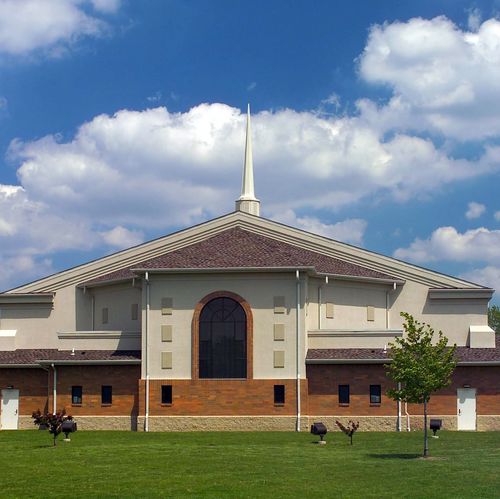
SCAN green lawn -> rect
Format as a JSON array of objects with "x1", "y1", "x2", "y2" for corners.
[{"x1": 0, "y1": 430, "x2": 499, "y2": 498}]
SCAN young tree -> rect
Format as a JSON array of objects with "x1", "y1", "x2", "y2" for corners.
[
  {"x1": 386, "y1": 312, "x2": 457, "y2": 457},
  {"x1": 488, "y1": 305, "x2": 500, "y2": 334},
  {"x1": 32, "y1": 409, "x2": 73, "y2": 446}
]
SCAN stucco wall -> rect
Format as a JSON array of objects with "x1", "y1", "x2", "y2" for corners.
[{"x1": 142, "y1": 272, "x2": 307, "y2": 380}]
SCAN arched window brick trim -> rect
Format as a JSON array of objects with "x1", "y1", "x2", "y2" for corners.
[{"x1": 191, "y1": 291, "x2": 253, "y2": 380}]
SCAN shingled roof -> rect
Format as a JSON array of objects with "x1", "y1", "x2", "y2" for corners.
[
  {"x1": 306, "y1": 335, "x2": 500, "y2": 363},
  {"x1": 0, "y1": 349, "x2": 141, "y2": 366},
  {"x1": 84, "y1": 227, "x2": 398, "y2": 285}
]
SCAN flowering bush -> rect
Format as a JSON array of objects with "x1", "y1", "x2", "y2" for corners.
[
  {"x1": 335, "y1": 420, "x2": 360, "y2": 445},
  {"x1": 32, "y1": 409, "x2": 73, "y2": 446}
]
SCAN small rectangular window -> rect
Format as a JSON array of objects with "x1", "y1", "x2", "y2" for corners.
[
  {"x1": 338, "y1": 384, "x2": 350, "y2": 405},
  {"x1": 72, "y1": 385, "x2": 82, "y2": 405},
  {"x1": 370, "y1": 384, "x2": 381, "y2": 404},
  {"x1": 101, "y1": 385, "x2": 112, "y2": 405},
  {"x1": 161, "y1": 385, "x2": 172, "y2": 405},
  {"x1": 274, "y1": 385, "x2": 285, "y2": 405}
]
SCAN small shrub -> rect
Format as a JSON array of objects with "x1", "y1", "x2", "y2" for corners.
[
  {"x1": 32, "y1": 409, "x2": 73, "y2": 446},
  {"x1": 335, "y1": 420, "x2": 360, "y2": 445}
]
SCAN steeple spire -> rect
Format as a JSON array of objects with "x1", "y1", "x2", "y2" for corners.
[{"x1": 235, "y1": 104, "x2": 260, "y2": 216}]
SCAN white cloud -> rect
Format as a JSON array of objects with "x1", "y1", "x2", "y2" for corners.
[
  {"x1": 99, "y1": 226, "x2": 144, "y2": 249},
  {"x1": 394, "y1": 226, "x2": 500, "y2": 264},
  {"x1": 91, "y1": 0, "x2": 120, "y2": 13},
  {"x1": 0, "y1": 255, "x2": 53, "y2": 292},
  {"x1": 467, "y1": 8, "x2": 482, "y2": 32},
  {"x1": 0, "y1": 0, "x2": 120, "y2": 58},
  {"x1": 494, "y1": 211, "x2": 500, "y2": 221},
  {"x1": 466, "y1": 202, "x2": 486, "y2": 219},
  {"x1": 272, "y1": 209, "x2": 367, "y2": 245},
  {"x1": 1, "y1": 101, "x2": 498, "y2": 291},
  {"x1": 461, "y1": 266, "x2": 500, "y2": 292},
  {"x1": 359, "y1": 16, "x2": 500, "y2": 140}
]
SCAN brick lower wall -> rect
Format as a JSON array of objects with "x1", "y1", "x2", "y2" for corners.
[
  {"x1": 54, "y1": 365, "x2": 140, "y2": 416},
  {"x1": 138, "y1": 379, "x2": 308, "y2": 416},
  {"x1": 2, "y1": 363, "x2": 500, "y2": 431},
  {"x1": 306, "y1": 364, "x2": 500, "y2": 417},
  {"x1": 0, "y1": 368, "x2": 50, "y2": 416}
]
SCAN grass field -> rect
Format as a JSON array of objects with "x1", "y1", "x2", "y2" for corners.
[{"x1": 0, "y1": 430, "x2": 499, "y2": 498}]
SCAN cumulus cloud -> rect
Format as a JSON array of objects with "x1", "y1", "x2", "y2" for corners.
[
  {"x1": 394, "y1": 226, "x2": 500, "y2": 264},
  {"x1": 99, "y1": 226, "x2": 144, "y2": 249},
  {"x1": 465, "y1": 202, "x2": 486, "y2": 219},
  {"x1": 0, "y1": 0, "x2": 120, "y2": 58},
  {"x1": 461, "y1": 265, "x2": 500, "y2": 292},
  {"x1": 1, "y1": 101, "x2": 499, "y2": 291},
  {"x1": 359, "y1": 16, "x2": 500, "y2": 140},
  {"x1": 494, "y1": 211, "x2": 500, "y2": 221},
  {"x1": 0, "y1": 255, "x2": 53, "y2": 292},
  {"x1": 272, "y1": 209, "x2": 367, "y2": 245}
]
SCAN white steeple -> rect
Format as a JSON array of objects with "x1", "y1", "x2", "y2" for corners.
[{"x1": 235, "y1": 103, "x2": 260, "y2": 216}]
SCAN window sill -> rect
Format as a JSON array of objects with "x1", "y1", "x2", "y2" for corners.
[
  {"x1": 71, "y1": 403, "x2": 82, "y2": 407},
  {"x1": 370, "y1": 403, "x2": 381, "y2": 407},
  {"x1": 338, "y1": 403, "x2": 350, "y2": 407},
  {"x1": 101, "y1": 403, "x2": 112, "y2": 407},
  {"x1": 274, "y1": 403, "x2": 285, "y2": 407},
  {"x1": 160, "y1": 403, "x2": 173, "y2": 407}
]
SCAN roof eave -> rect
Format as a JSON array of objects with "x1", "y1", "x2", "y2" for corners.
[
  {"x1": 37, "y1": 359, "x2": 141, "y2": 366},
  {"x1": 0, "y1": 293, "x2": 54, "y2": 305}
]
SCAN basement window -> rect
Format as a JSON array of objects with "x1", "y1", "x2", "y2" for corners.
[
  {"x1": 338, "y1": 384, "x2": 350, "y2": 405},
  {"x1": 370, "y1": 384, "x2": 381, "y2": 405},
  {"x1": 72, "y1": 385, "x2": 82, "y2": 405},
  {"x1": 101, "y1": 385, "x2": 112, "y2": 405},
  {"x1": 161, "y1": 385, "x2": 173, "y2": 405},
  {"x1": 274, "y1": 385, "x2": 285, "y2": 405}
]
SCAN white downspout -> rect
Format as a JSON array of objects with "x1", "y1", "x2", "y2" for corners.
[
  {"x1": 145, "y1": 272, "x2": 150, "y2": 432},
  {"x1": 317, "y1": 276, "x2": 329, "y2": 330},
  {"x1": 405, "y1": 402, "x2": 411, "y2": 431},
  {"x1": 52, "y1": 363, "x2": 57, "y2": 413},
  {"x1": 91, "y1": 295, "x2": 95, "y2": 331},
  {"x1": 318, "y1": 285, "x2": 322, "y2": 330},
  {"x1": 296, "y1": 270, "x2": 301, "y2": 432},
  {"x1": 397, "y1": 382, "x2": 402, "y2": 432}
]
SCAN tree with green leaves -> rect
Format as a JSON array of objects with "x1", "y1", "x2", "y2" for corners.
[
  {"x1": 488, "y1": 305, "x2": 500, "y2": 334},
  {"x1": 386, "y1": 312, "x2": 457, "y2": 457}
]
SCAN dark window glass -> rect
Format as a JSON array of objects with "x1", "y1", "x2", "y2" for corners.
[
  {"x1": 274, "y1": 385, "x2": 285, "y2": 404},
  {"x1": 72, "y1": 386, "x2": 82, "y2": 405},
  {"x1": 338, "y1": 384, "x2": 350, "y2": 404},
  {"x1": 161, "y1": 385, "x2": 172, "y2": 404},
  {"x1": 199, "y1": 297, "x2": 247, "y2": 379},
  {"x1": 101, "y1": 385, "x2": 112, "y2": 405},
  {"x1": 370, "y1": 384, "x2": 382, "y2": 404}
]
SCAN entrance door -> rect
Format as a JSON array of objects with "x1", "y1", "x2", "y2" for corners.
[
  {"x1": 1, "y1": 389, "x2": 19, "y2": 430},
  {"x1": 457, "y1": 388, "x2": 476, "y2": 430}
]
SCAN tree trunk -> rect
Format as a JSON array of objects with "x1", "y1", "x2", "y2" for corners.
[{"x1": 423, "y1": 399, "x2": 428, "y2": 457}]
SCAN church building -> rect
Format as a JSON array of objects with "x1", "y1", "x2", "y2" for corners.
[{"x1": 1, "y1": 107, "x2": 499, "y2": 432}]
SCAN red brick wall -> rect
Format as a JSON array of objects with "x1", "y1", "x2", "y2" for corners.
[
  {"x1": 0, "y1": 368, "x2": 49, "y2": 416},
  {"x1": 307, "y1": 364, "x2": 500, "y2": 416},
  {"x1": 139, "y1": 379, "x2": 308, "y2": 416},
  {"x1": 54, "y1": 365, "x2": 140, "y2": 416}
]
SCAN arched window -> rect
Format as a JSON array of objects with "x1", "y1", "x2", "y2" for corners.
[{"x1": 198, "y1": 297, "x2": 247, "y2": 379}]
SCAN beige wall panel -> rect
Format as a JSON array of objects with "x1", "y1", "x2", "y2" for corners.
[
  {"x1": 93, "y1": 284, "x2": 142, "y2": 332},
  {"x1": 161, "y1": 325, "x2": 173, "y2": 342},
  {"x1": 389, "y1": 280, "x2": 487, "y2": 346},
  {"x1": 273, "y1": 323, "x2": 285, "y2": 341},
  {"x1": 320, "y1": 281, "x2": 387, "y2": 330}
]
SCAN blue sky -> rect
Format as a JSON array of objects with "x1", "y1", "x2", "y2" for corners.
[{"x1": 1, "y1": 0, "x2": 500, "y2": 303}]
